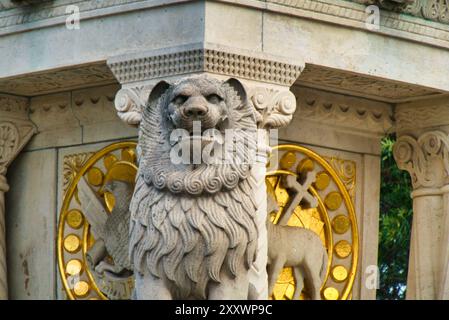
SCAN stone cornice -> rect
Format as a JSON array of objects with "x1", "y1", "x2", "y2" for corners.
[
  {"x1": 264, "y1": 0, "x2": 449, "y2": 47},
  {"x1": 0, "y1": 93, "x2": 29, "y2": 120},
  {"x1": 0, "y1": 0, "x2": 449, "y2": 49},
  {"x1": 0, "y1": 63, "x2": 116, "y2": 96},
  {"x1": 393, "y1": 130, "x2": 449, "y2": 189},
  {"x1": 395, "y1": 96, "x2": 449, "y2": 134},
  {"x1": 294, "y1": 87, "x2": 394, "y2": 136},
  {"x1": 107, "y1": 43, "x2": 304, "y2": 87}
]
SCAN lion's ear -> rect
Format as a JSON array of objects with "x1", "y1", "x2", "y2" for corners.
[
  {"x1": 148, "y1": 81, "x2": 171, "y2": 106},
  {"x1": 225, "y1": 78, "x2": 247, "y2": 104}
]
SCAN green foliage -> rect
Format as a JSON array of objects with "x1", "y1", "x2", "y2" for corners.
[{"x1": 377, "y1": 135, "x2": 413, "y2": 300}]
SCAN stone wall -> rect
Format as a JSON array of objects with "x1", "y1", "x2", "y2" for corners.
[{"x1": 5, "y1": 84, "x2": 137, "y2": 299}]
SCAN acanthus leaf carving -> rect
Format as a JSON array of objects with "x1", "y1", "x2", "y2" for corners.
[
  {"x1": 0, "y1": 122, "x2": 20, "y2": 168},
  {"x1": 393, "y1": 131, "x2": 449, "y2": 189}
]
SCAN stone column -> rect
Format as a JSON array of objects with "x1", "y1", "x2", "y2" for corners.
[
  {"x1": 393, "y1": 97, "x2": 449, "y2": 299},
  {"x1": 0, "y1": 94, "x2": 36, "y2": 299},
  {"x1": 107, "y1": 43, "x2": 303, "y2": 299}
]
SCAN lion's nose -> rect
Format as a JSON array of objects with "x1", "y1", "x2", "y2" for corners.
[{"x1": 182, "y1": 104, "x2": 209, "y2": 118}]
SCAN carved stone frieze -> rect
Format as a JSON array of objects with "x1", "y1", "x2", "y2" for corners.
[
  {"x1": 353, "y1": 0, "x2": 449, "y2": 23},
  {"x1": 298, "y1": 65, "x2": 443, "y2": 103},
  {"x1": 0, "y1": 63, "x2": 116, "y2": 96},
  {"x1": 352, "y1": 0, "x2": 415, "y2": 11},
  {"x1": 294, "y1": 87, "x2": 394, "y2": 136},
  {"x1": 395, "y1": 97, "x2": 449, "y2": 133}
]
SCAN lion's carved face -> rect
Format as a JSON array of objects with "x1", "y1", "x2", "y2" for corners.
[
  {"x1": 165, "y1": 79, "x2": 228, "y2": 133},
  {"x1": 137, "y1": 76, "x2": 258, "y2": 195}
]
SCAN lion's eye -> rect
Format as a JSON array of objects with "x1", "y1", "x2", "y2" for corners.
[
  {"x1": 172, "y1": 95, "x2": 188, "y2": 105},
  {"x1": 206, "y1": 94, "x2": 222, "y2": 104}
]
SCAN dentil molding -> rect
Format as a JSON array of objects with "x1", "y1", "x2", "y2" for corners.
[{"x1": 294, "y1": 87, "x2": 394, "y2": 136}]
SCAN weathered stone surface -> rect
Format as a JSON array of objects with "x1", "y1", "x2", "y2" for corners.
[
  {"x1": 26, "y1": 86, "x2": 138, "y2": 151},
  {"x1": 6, "y1": 149, "x2": 57, "y2": 299}
]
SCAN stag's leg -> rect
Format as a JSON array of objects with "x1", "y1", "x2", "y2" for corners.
[
  {"x1": 134, "y1": 271, "x2": 172, "y2": 300},
  {"x1": 292, "y1": 267, "x2": 304, "y2": 300},
  {"x1": 267, "y1": 258, "x2": 285, "y2": 297},
  {"x1": 208, "y1": 271, "x2": 249, "y2": 299}
]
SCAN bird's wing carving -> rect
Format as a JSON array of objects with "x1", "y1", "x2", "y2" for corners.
[{"x1": 77, "y1": 177, "x2": 108, "y2": 239}]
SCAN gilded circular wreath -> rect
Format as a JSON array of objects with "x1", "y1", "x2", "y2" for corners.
[
  {"x1": 58, "y1": 142, "x2": 358, "y2": 300},
  {"x1": 58, "y1": 142, "x2": 138, "y2": 300},
  {"x1": 266, "y1": 144, "x2": 358, "y2": 300}
]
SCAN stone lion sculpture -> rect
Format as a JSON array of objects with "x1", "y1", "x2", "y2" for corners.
[{"x1": 129, "y1": 76, "x2": 259, "y2": 299}]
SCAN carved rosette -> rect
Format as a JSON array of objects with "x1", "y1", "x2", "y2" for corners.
[{"x1": 393, "y1": 131, "x2": 449, "y2": 189}]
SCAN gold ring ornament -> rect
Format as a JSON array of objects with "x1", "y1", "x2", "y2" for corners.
[
  {"x1": 58, "y1": 142, "x2": 137, "y2": 300},
  {"x1": 266, "y1": 144, "x2": 358, "y2": 300}
]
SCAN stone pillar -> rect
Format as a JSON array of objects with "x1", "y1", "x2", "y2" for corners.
[
  {"x1": 107, "y1": 43, "x2": 303, "y2": 299},
  {"x1": 393, "y1": 97, "x2": 449, "y2": 299},
  {"x1": 0, "y1": 94, "x2": 36, "y2": 299}
]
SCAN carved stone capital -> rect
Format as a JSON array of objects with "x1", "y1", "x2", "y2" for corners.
[
  {"x1": 247, "y1": 86, "x2": 296, "y2": 129},
  {"x1": 393, "y1": 130, "x2": 449, "y2": 189},
  {"x1": 113, "y1": 86, "x2": 152, "y2": 127},
  {"x1": 0, "y1": 94, "x2": 36, "y2": 170},
  {"x1": 107, "y1": 44, "x2": 303, "y2": 129}
]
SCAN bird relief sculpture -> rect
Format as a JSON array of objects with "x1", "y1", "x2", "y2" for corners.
[{"x1": 77, "y1": 162, "x2": 136, "y2": 300}]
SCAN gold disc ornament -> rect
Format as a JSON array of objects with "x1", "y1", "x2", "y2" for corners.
[
  {"x1": 266, "y1": 144, "x2": 358, "y2": 300},
  {"x1": 58, "y1": 142, "x2": 137, "y2": 300}
]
